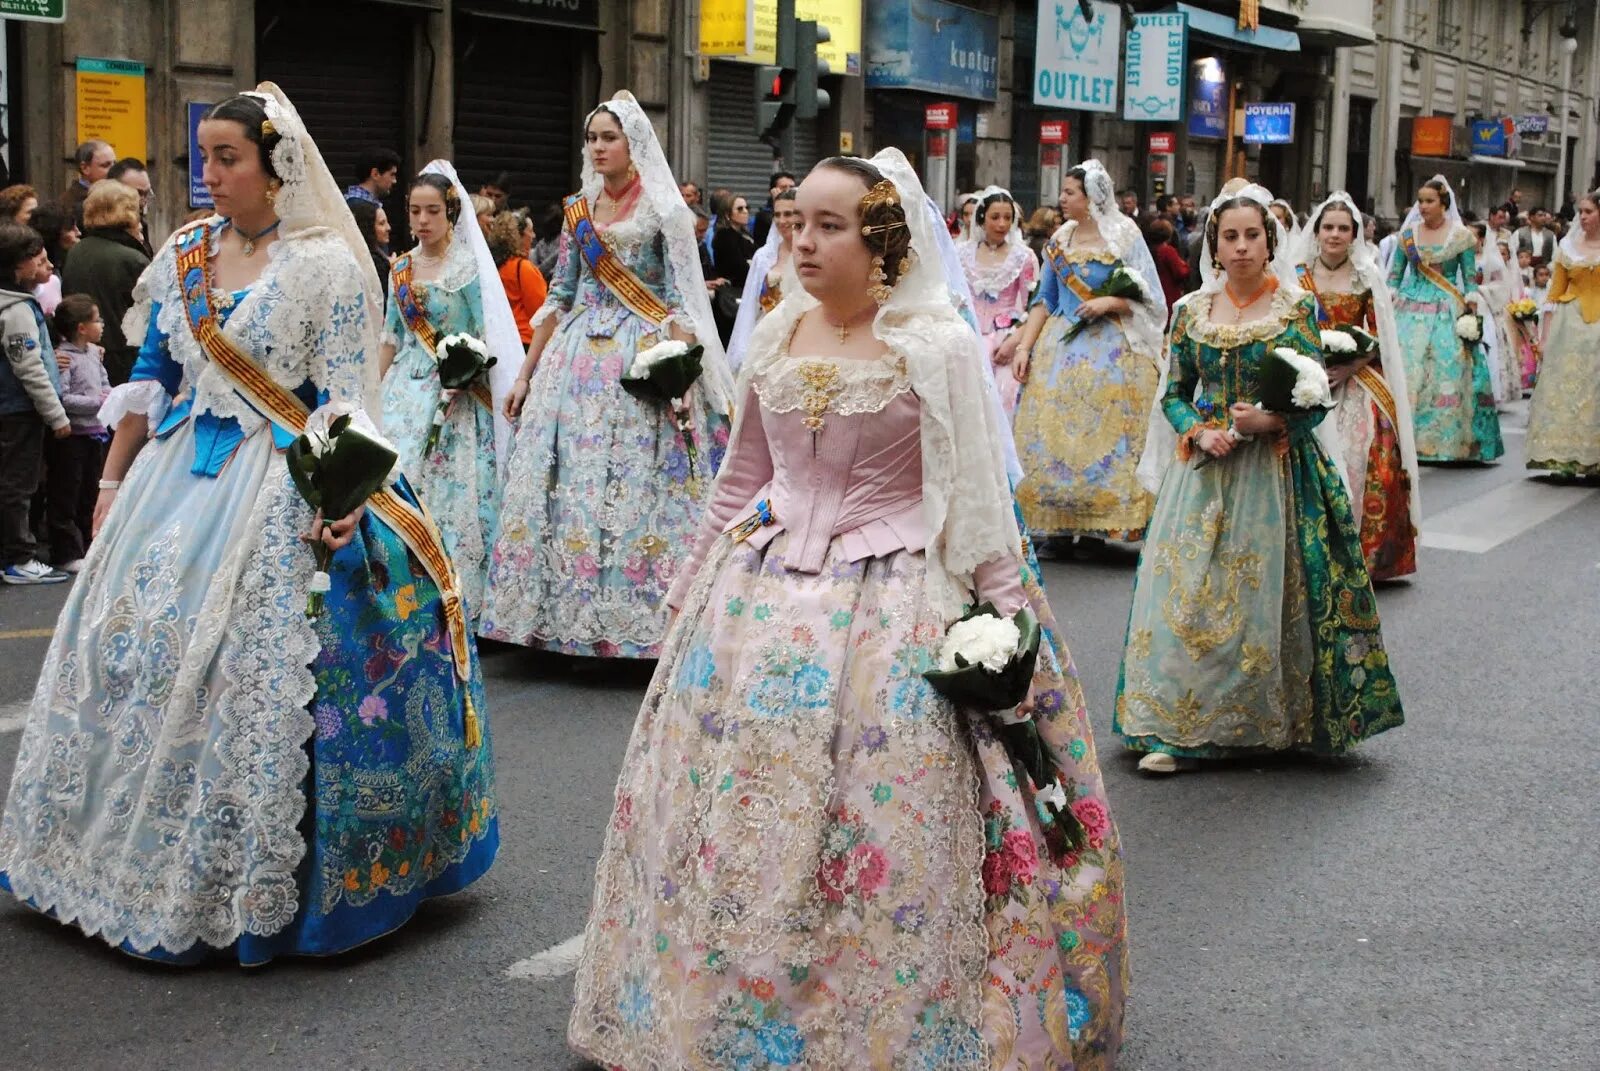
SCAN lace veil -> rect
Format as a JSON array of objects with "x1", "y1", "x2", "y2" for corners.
[
  {"x1": 582, "y1": 91, "x2": 736, "y2": 414},
  {"x1": 419, "y1": 159, "x2": 522, "y2": 467},
  {"x1": 1295, "y1": 192, "x2": 1421, "y2": 525},
  {"x1": 742, "y1": 148, "x2": 1020, "y2": 621},
  {"x1": 727, "y1": 210, "x2": 788, "y2": 374}
]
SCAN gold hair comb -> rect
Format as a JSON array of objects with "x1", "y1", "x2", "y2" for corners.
[{"x1": 261, "y1": 118, "x2": 277, "y2": 137}]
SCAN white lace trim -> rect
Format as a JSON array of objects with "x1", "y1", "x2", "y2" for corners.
[
  {"x1": 98, "y1": 380, "x2": 170, "y2": 431},
  {"x1": 752, "y1": 354, "x2": 911, "y2": 417},
  {"x1": 959, "y1": 242, "x2": 1034, "y2": 298}
]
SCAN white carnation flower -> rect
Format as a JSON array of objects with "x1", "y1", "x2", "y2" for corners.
[
  {"x1": 436, "y1": 332, "x2": 489, "y2": 358},
  {"x1": 938, "y1": 613, "x2": 1022, "y2": 674},
  {"x1": 1320, "y1": 329, "x2": 1357, "y2": 354},
  {"x1": 632, "y1": 339, "x2": 690, "y2": 377},
  {"x1": 1037, "y1": 782, "x2": 1069, "y2": 809},
  {"x1": 308, "y1": 571, "x2": 332, "y2": 594},
  {"x1": 1274, "y1": 348, "x2": 1334, "y2": 409},
  {"x1": 1455, "y1": 315, "x2": 1481, "y2": 341}
]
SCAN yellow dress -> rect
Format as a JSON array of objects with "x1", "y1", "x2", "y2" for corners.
[{"x1": 1525, "y1": 250, "x2": 1600, "y2": 476}]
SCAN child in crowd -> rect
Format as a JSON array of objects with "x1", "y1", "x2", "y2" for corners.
[
  {"x1": 44, "y1": 293, "x2": 109, "y2": 572},
  {"x1": 1517, "y1": 247, "x2": 1535, "y2": 290}
]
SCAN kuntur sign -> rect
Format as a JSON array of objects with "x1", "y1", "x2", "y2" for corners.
[{"x1": 1034, "y1": 0, "x2": 1122, "y2": 113}]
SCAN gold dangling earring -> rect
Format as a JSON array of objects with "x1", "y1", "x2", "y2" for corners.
[
  {"x1": 266, "y1": 180, "x2": 281, "y2": 208},
  {"x1": 868, "y1": 254, "x2": 892, "y2": 305}
]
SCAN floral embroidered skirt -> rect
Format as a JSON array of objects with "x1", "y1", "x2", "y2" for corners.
[
  {"x1": 1014, "y1": 314, "x2": 1157, "y2": 541},
  {"x1": 1525, "y1": 304, "x2": 1600, "y2": 477},
  {"x1": 0, "y1": 423, "x2": 497, "y2": 965},
  {"x1": 1115, "y1": 435, "x2": 1404, "y2": 758},
  {"x1": 480, "y1": 314, "x2": 730, "y2": 658},
  {"x1": 1394, "y1": 297, "x2": 1504, "y2": 463},
  {"x1": 569, "y1": 532, "x2": 1128, "y2": 1071},
  {"x1": 1331, "y1": 373, "x2": 1417, "y2": 581}
]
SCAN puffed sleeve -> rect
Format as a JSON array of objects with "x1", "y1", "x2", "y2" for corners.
[
  {"x1": 98, "y1": 302, "x2": 178, "y2": 429},
  {"x1": 531, "y1": 220, "x2": 579, "y2": 330},
  {"x1": 1031, "y1": 243, "x2": 1060, "y2": 311}
]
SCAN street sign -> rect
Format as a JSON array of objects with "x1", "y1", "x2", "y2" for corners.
[
  {"x1": 75, "y1": 58, "x2": 146, "y2": 160},
  {"x1": 1149, "y1": 132, "x2": 1176, "y2": 153},
  {"x1": 1039, "y1": 120, "x2": 1069, "y2": 145},
  {"x1": 1187, "y1": 56, "x2": 1226, "y2": 139},
  {"x1": 187, "y1": 102, "x2": 214, "y2": 210},
  {"x1": 1034, "y1": 0, "x2": 1122, "y2": 113},
  {"x1": 1410, "y1": 116, "x2": 1452, "y2": 156},
  {"x1": 0, "y1": 0, "x2": 65, "y2": 22},
  {"x1": 924, "y1": 102, "x2": 958, "y2": 131},
  {"x1": 1123, "y1": 12, "x2": 1187, "y2": 123},
  {"x1": 1471, "y1": 119, "x2": 1507, "y2": 157},
  {"x1": 1242, "y1": 102, "x2": 1295, "y2": 145}
]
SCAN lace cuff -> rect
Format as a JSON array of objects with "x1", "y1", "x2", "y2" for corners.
[
  {"x1": 99, "y1": 380, "x2": 170, "y2": 433},
  {"x1": 530, "y1": 301, "x2": 570, "y2": 330},
  {"x1": 381, "y1": 330, "x2": 401, "y2": 351}
]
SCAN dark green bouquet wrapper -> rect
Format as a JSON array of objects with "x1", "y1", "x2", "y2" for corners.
[
  {"x1": 1060, "y1": 265, "x2": 1149, "y2": 345},
  {"x1": 286, "y1": 413, "x2": 398, "y2": 617},
  {"x1": 622, "y1": 342, "x2": 706, "y2": 475},
  {"x1": 425, "y1": 335, "x2": 497, "y2": 455},
  {"x1": 1255, "y1": 347, "x2": 1334, "y2": 413},
  {"x1": 1321, "y1": 324, "x2": 1379, "y2": 366}
]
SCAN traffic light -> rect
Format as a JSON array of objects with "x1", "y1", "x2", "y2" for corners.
[
  {"x1": 755, "y1": 65, "x2": 793, "y2": 140},
  {"x1": 795, "y1": 20, "x2": 831, "y2": 120}
]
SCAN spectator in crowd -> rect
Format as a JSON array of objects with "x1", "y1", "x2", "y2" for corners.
[
  {"x1": 710, "y1": 195, "x2": 755, "y2": 346},
  {"x1": 1178, "y1": 193, "x2": 1199, "y2": 238},
  {"x1": 1117, "y1": 187, "x2": 1140, "y2": 221},
  {"x1": 60, "y1": 179, "x2": 149, "y2": 386},
  {"x1": 0, "y1": 184, "x2": 37, "y2": 224},
  {"x1": 752, "y1": 170, "x2": 797, "y2": 247},
  {"x1": 345, "y1": 147, "x2": 401, "y2": 207},
  {"x1": 470, "y1": 194, "x2": 496, "y2": 236},
  {"x1": 0, "y1": 221, "x2": 70, "y2": 585},
  {"x1": 346, "y1": 199, "x2": 393, "y2": 300},
  {"x1": 693, "y1": 207, "x2": 727, "y2": 299},
  {"x1": 679, "y1": 181, "x2": 701, "y2": 208},
  {"x1": 1024, "y1": 205, "x2": 1059, "y2": 259},
  {"x1": 487, "y1": 210, "x2": 548, "y2": 348},
  {"x1": 61, "y1": 140, "x2": 115, "y2": 227},
  {"x1": 703, "y1": 187, "x2": 734, "y2": 255},
  {"x1": 1146, "y1": 217, "x2": 1190, "y2": 312},
  {"x1": 27, "y1": 201, "x2": 78, "y2": 317},
  {"x1": 1500, "y1": 186, "x2": 1523, "y2": 218},
  {"x1": 1529, "y1": 261, "x2": 1552, "y2": 308},
  {"x1": 43, "y1": 293, "x2": 110, "y2": 573},
  {"x1": 479, "y1": 172, "x2": 512, "y2": 213},
  {"x1": 108, "y1": 158, "x2": 154, "y2": 256},
  {"x1": 530, "y1": 201, "x2": 562, "y2": 281},
  {"x1": 1515, "y1": 246, "x2": 1534, "y2": 289},
  {"x1": 1513, "y1": 206, "x2": 1558, "y2": 266}
]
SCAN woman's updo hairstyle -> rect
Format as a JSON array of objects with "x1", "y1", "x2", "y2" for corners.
[
  {"x1": 1423, "y1": 178, "x2": 1451, "y2": 210},
  {"x1": 815, "y1": 156, "x2": 913, "y2": 288},
  {"x1": 410, "y1": 173, "x2": 461, "y2": 225},
  {"x1": 203, "y1": 95, "x2": 283, "y2": 181},
  {"x1": 1204, "y1": 196, "x2": 1278, "y2": 268}
]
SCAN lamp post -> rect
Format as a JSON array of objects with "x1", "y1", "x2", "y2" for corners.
[{"x1": 1555, "y1": 19, "x2": 1580, "y2": 212}]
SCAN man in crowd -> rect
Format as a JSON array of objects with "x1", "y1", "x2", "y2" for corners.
[
  {"x1": 1487, "y1": 205, "x2": 1514, "y2": 248},
  {"x1": 1513, "y1": 206, "x2": 1558, "y2": 267},
  {"x1": 680, "y1": 181, "x2": 702, "y2": 208},
  {"x1": 479, "y1": 172, "x2": 512, "y2": 213},
  {"x1": 1117, "y1": 188, "x2": 1140, "y2": 221},
  {"x1": 61, "y1": 140, "x2": 115, "y2": 228},
  {"x1": 346, "y1": 148, "x2": 401, "y2": 208},
  {"x1": 109, "y1": 158, "x2": 154, "y2": 256},
  {"x1": 752, "y1": 170, "x2": 797, "y2": 247}
]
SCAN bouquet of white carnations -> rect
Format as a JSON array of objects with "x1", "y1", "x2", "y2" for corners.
[
  {"x1": 1060, "y1": 265, "x2": 1149, "y2": 345},
  {"x1": 1455, "y1": 312, "x2": 1484, "y2": 343},
  {"x1": 1201, "y1": 347, "x2": 1334, "y2": 466},
  {"x1": 622, "y1": 339, "x2": 706, "y2": 475},
  {"x1": 1318, "y1": 325, "x2": 1378, "y2": 367},
  {"x1": 924, "y1": 603, "x2": 1087, "y2": 860},
  {"x1": 426, "y1": 332, "x2": 497, "y2": 455},
  {"x1": 286, "y1": 407, "x2": 398, "y2": 617}
]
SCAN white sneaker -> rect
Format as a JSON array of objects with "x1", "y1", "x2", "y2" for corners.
[
  {"x1": 1137, "y1": 752, "x2": 1180, "y2": 775},
  {"x1": 2, "y1": 559, "x2": 70, "y2": 585},
  {"x1": 59, "y1": 559, "x2": 85, "y2": 574}
]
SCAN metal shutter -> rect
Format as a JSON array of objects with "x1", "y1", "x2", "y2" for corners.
[
  {"x1": 454, "y1": 18, "x2": 579, "y2": 213},
  {"x1": 1187, "y1": 141, "x2": 1223, "y2": 204},
  {"x1": 706, "y1": 61, "x2": 822, "y2": 199}
]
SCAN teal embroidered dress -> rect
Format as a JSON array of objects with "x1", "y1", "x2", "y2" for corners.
[
  {"x1": 1114, "y1": 289, "x2": 1404, "y2": 759},
  {"x1": 1387, "y1": 226, "x2": 1503, "y2": 462}
]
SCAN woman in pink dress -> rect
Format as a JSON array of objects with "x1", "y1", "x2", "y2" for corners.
[
  {"x1": 959, "y1": 186, "x2": 1038, "y2": 419},
  {"x1": 569, "y1": 149, "x2": 1127, "y2": 1070}
]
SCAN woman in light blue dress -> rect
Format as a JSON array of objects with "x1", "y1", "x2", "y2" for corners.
[
  {"x1": 482, "y1": 92, "x2": 734, "y2": 659},
  {"x1": 379, "y1": 162, "x2": 518, "y2": 616},
  {"x1": 0, "y1": 87, "x2": 496, "y2": 964}
]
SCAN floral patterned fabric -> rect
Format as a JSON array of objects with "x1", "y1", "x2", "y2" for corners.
[
  {"x1": 480, "y1": 199, "x2": 730, "y2": 658},
  {"x1": 569, "y1": 355, "x2": 1127, "y2": 1071},
  {"x1": 960, "y1": 241, "x2": 1038, "y2": 420},
  {"x1": 1387, "y1": 229, "x2": 1503, "y2": 463},
  {"x1": 1525, "y1": 253, "x2": 1600, "y2": 477},
  {"x1": 1114, "y1": 291, "x2": 1404, "y2": 758},
  {"x1": 0, "y1": 241, "x2": 496, "y2": 964},
  {"x1": 1014, "y1": 243, "x2": 1157, "y2": 541},
  {"x1": 380, "y1": 246, "x2": 499, "y2": 617}
]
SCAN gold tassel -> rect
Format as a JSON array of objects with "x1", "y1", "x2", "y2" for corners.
[
  {"x1": 463, "y1": 690, "x2": 482, "y2": 749},
  {"x1": 1238, "y1": 0, "x2": 1259, "y2": 30}
]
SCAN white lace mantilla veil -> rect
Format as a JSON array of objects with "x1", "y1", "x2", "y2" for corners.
[
  {"x1": 727, "y1": 208, "x2": 788, "y2": 375},
  {"x1": 739, "y1": 148, "x2": 1019, "y2": 621},
  {"x1": 1294, "y1": 191, "x2": 1422, "y2": 525},
  {"x1": 419, "y1": 159, "x2": 521, "y2": 467},
  {"x1": 578, "y1": 91, "x2": 736, "y2": 415},
  {"x1": 970, "y1": 185, "x2": 1035, "y2": 261},
  {"x1": 1136, "y1": 181, "x2": 1350, "y2": 496},
  {"x1": 1398, "y1": 173, "x2": 1502, "y2": 394},
  {"x1": 923, "y1": 190, "x2": 1024, "y2": 485}
]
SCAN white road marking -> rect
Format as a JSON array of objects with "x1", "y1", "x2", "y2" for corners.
[
  {"x1": 1420, "y1": 478, "x2": 1596, "y2": 554},
  {"x1": 0, "y1": 700, "x2": 28, "y2": 734},
  {"x1": 506, "y1": 933, "x2": 585, "y2": 980}
]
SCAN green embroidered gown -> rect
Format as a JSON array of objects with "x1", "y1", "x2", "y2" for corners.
[{"x1": 1114, "y1": 289, "x2": 1404, "y2": 759}]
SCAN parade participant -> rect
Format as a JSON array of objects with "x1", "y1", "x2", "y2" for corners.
[
  {"x1": 0, "y1": 85, "x2": 497, "y2": 964},
  {"x1": 958, "y1": 185, "x2": 1038, "y2": 419},
  {"x1": 1117, "y1": 184, "x2": 1403, "y2": 774},
  {"x1": 1011, "y1": 161, "x2": 1167, "y2": 547},
  {"x1": 1525, "y1": 189, "x2": 1600, "y2": 477},
  {"x1": 481, "y1": 91, "x2": 734, "y2": 659},
  {"x1": 568, "y1": 146, "x2": 1126, "y2": 1070},
  {"x1": 955, "y1": 191, "x2": 980, "y2": 242},
  {"x1": 1269, "y1": 198, "x2": 1301, "y2": 246},
  {"x1": 1388, "y1": 176, "x2": 1503, "y2": 462},
  {"x1": 726, "y1": 186, "x2": 798, "y2": 374},
  {"x1": 378, "y1": 161, "x2": 519, "y2": 616},
  {"x1": 1293, "y1": 192, "x2": 1420, "y2": 581}
]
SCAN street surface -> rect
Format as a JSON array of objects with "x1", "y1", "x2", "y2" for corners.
[{"x1": 1, "y1": 402, "x2": 1596, "y2": 1070}]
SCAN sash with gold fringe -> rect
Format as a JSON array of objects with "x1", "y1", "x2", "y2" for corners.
[
  {"x1": 391, "y1": 253, "x2": 493, "y2": 412},
  {"x1": 1400, "y1": 228, "x2": 1466, "y2": 305},
  {"x1": 173, "y1": 222, "x2": 480, "y2": 742},
  {"x1": 563, "y1": 192, "x2": 673, "y2": 325}
]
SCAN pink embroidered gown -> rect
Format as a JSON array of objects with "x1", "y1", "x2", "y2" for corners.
[
  {"x1": 959, "y1": 241, "x2": 1038, "y2": 420},
  {"x1": 568, "y1": 351, "x2": 1128, "y2": 1070}
]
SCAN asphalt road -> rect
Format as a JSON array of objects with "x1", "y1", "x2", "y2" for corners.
[{"x1": 0, "y1": 402, "x2": 1595, "y2": 1070}]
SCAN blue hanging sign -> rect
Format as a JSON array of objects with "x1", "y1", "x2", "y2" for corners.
[
  {"x1": 865, "y1": 0, "x2": 1000, "y2": 102},
  {"x1": 1242, "y1": 102, "x2": 1295, "y2": 145},
  {"x1": 1187, "y1": 56, "x2": 1226, "y2": 139},
  {"x1": 187, "y1": 101, "x2": 214, "y2": 210},
  {"x1": 1471, "y1": 119, "x2": 1508, "y2": 157}
]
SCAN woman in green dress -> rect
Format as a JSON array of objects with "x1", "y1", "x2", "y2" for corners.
[{"x1": 1116, "y1": 186, "x2": 1404, "y2": 774}]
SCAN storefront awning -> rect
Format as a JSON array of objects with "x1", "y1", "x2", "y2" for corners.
[
  {"x1": 1171, "y1": 3, "x2": 1300, "y2": 52},
  {"x1": 1469, "y1": 155, "x2": 1526, "y2": 168}
]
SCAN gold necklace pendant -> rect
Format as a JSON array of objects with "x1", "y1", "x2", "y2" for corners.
[{"x1": 834, "y1": 322, "x2": 849, "y2": 343}]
